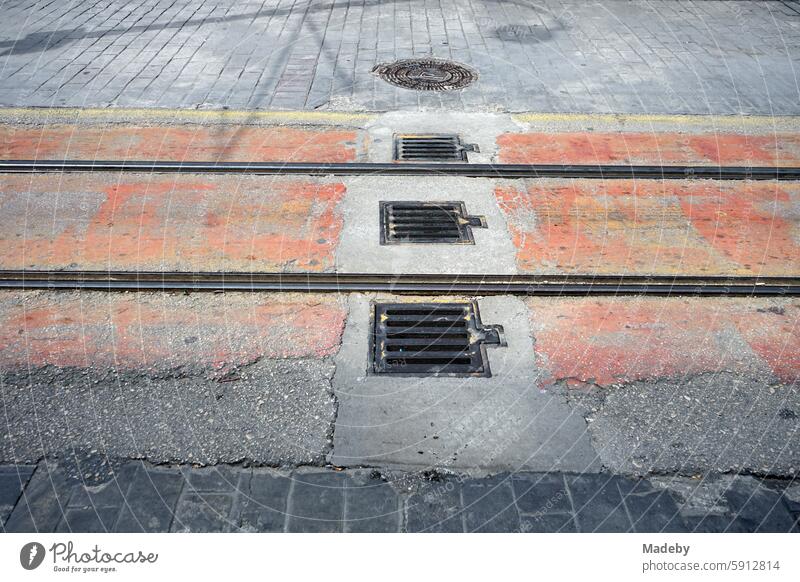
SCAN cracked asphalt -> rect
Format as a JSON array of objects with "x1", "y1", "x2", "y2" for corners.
[{"x1": 1, "y1": 359, "x2": 337, "y2": 469}]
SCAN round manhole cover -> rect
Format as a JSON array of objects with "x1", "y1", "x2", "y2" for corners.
[{"x1": 372, "y1": 58, "x2": 477, "y2": 91}]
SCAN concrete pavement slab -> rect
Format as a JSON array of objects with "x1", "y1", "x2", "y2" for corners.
[
  {"x1": 334, "y1": 176, "x2": 517, "y2": 274},
  {"x1": 330, "y1": 293, "x2": 601, "y2": 473}
]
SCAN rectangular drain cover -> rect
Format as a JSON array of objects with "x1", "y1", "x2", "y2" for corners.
[
  {"x1": 380, "y1": 201, "x2": 487, "y2": 244},
  {"x1": 393, "y1": 134, "x2": 478, "y2": 162},
  {"x1": 371, "y1": 302, "x2": 505, "y2": 377}
]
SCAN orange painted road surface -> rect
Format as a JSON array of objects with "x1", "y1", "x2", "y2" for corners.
[
  {"x1": 0, "y1": 292, "x2": 794, "y2": 392},
  {"x1": 0, "y1": 123, "x2": 798, "y2": 277},
  {"x1": 496, "y1": 179, "x2": 800, "y2": 276},
  {"x1": 0, "y1": 174, "x2": 345, "y2": 272},
  {"x1": 2, "y1": 173, "x2": 797, "y2": 276},
  {"x1": 0, "y1": 124, "x2": 358, "y2": 162},
  {"x1": 498, "y1": 132, "x2": 800, "y2": 167},
  {"x1": 0, "y1": 292, "x2": 346, "y2": 373},
  {"x1": 3, "y1": 124, "x2": 800, "y2": 167},
  {"x1": 529, "y1": 297, "x2": 799, "y2": 388}
]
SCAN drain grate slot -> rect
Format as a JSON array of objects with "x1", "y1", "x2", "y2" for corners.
[
  {"x1": 371, "y1": 302, "x2": 505, "y2": 377},
  {"x1": 394, "y1": 134, "x2": 478, "y2": 162},
  {"x1": 380, "y1": 201, "x2": 487, "y2": 244}
]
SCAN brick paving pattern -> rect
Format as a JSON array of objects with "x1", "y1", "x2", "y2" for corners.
[
  {"x1": 2, "y1": 461, "x2": 798, "y2": 532},
  {"x1": 0, "y1": 0, "x2": 798, "y2": 113}
]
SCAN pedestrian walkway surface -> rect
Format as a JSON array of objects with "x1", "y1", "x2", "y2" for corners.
[
  {"x1": 0, "y1": 0, "x2": 798, "y2": 113},
  {"x1": 2, "y1": 461, "x2": 798, "y2": 532}
]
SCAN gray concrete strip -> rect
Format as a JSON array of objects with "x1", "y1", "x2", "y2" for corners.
[
  {"x1": 330, "y1": 293, "x2": 600, "y2": 473},
  {"x1": 364, "y1": 111, "x2": 522, "y2": 163},
  {"x1": 335, "y1": 176, "x2": 518, "y2": 274}
]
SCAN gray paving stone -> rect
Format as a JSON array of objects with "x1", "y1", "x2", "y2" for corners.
[
  {"x1": 182, "y1": 466, "x2": 242, "y2": 492},
  {"x1": 462, "y1": 474, "x2": 520, "y2": 533},
  {"x1": 239, "y1": 471, "x2": 291, "y2": 533},
  {"x1": 567, "y1": 474, "x2": 633, "y2": 533},
  {"x1": 344, "y1": 475, "x2": 401, "y2": 533},
  {"x1": 4, "y1": 462, "x2": 71, "y2": 533},
  {"x1": 520, "y1": 512, "x2": 577, "y2": 533},
  {"x1": 286, "y1": 472, "x2": 346, "y2": 533},
  {"x1": 114, "y1": 468, "x2": 184, "y2": 533},
  {"x1": 67, "y1": 464, "x2": 139, "y2": 509},
  {"x1": 512, "y1": 473, "x2": 571, "y2": 515},
  {"x1": 172, "y1": 492, "x2": 237, "y2": 532},
  {"x1": 57, "y1": 506, "x2": 120, "y2": 533},
  {"x1": 0, "y1": 465, "x2": 36, "y2": 528},
  {"x1": 4, "y1": 460, "x2": 797, "y2": 533},
  {"x1": 683, "y1": 514, "x2": 754, "y2": 533},
  {"x1": 406, "y1": 478, "x2": 464, "y2": 533},
  {"x1": 618, "y1": 480, "x2": 687, "y2": 533},
  {"x1": 722, "y1": 478, "x2": 797, "y2": 533}
]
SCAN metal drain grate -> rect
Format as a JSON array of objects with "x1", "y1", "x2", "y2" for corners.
[
  {"x1": 394, "y1": 134, "x2": 478, "y2": 162},
  {"x1": 371, "y1": 302, "x2": 505, "y2": 376},
  {"x1": 380, "y1": 201, "x2": 487, "y2": 244}
]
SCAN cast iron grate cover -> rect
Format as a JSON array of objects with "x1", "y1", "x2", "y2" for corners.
[
  {"x1": 372, "y1": 58, "x2": 477, "y2": 91},
  {"x1": 380, "y1": 201, "x2": 487, "y2": 244},
  {"x1": 371, "y1": 302, "x2": 505, "y2": 377},
  {"x1": 393, "y1": 134, "x2": 478, "y2": 162}
]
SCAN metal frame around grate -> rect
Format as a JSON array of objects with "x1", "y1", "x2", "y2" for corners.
[
  {"x1": 380, "y1": 201, "x2": 487, "y2": 245},
  {"x1": 371, "y1": 302, "x2": 505, "y2": 377},
  {"x1": 393, "y1": 134, "x2": 478, "y2": 162}
]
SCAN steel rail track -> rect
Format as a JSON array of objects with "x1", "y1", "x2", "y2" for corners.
[
  {"x1": 1, "y1": 271, "x2": 797, "y2": 295},
  {"x1": 1, "y1": 159, "x2": 799, "y2": 180}
]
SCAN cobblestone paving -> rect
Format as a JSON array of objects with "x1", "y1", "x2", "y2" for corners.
[
  {"x1": 0, "y1": 0, "x2": 798, "y2": 113},
  {"x1": 1, "y1": 461, "x2": 798, "y2": 532}
]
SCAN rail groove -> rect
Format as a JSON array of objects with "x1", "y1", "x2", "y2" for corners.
[
  {"x1": 1, "y1": 160, "x2": 799, "y2": 180},
  {"x1": 0, "y1": 271, "x2": 797, "y2": 296}
]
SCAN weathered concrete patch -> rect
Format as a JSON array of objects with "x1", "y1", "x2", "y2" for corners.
[
  {"x1": 365, "y1": 111, "x2": 520, "y2": 163},
  {"x1": 335, "y1": 177, "x2": 517, "y2": 274},
  {"x1": 570, "y1": 372, "x2": 800, "y2": 477},
  {"x1": 0, "y1": 358, "x2": 337, "y2": 466},
  {"x1": 331, "y1": 294, "x2": 599, "y2": 473}
]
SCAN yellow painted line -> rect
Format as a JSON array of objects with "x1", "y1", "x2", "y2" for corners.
[
  {"x1": 2, "y1": 106, "x2": 797, "y2": 129},
  {"x1": 0, "y1": 107, "x2": 374, "y2": 124},
  {"x1": 513, "y1": 112, "x2": 800, "y2": 127}
]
